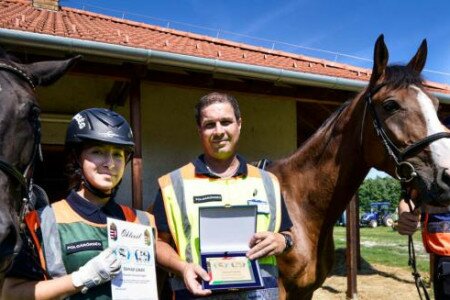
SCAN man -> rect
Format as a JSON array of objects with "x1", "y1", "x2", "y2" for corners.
[
  {"x1": 153, "y1": 92, "x2": 294, "y2": 299},
  {"x1": 397, "y1": 117, "x2": 450, "y2": 300}
]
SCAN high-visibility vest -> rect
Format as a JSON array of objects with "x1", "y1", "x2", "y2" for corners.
[
  {"x1": 24, "y1": 198, "x2": 155, "y2": 299},
  {"x1": 422, "y1": 212, "x2": 450, "y2": 256},
  {"x1": 158, "y1": 162, "x2": 282, "y2": 297}
]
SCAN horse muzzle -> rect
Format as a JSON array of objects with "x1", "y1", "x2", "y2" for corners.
[{"x1": 412, "y1": 167, "x2": 450, "y2": 207}]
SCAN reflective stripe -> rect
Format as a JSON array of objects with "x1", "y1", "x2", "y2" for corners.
[
  {"x1": 135, "y1": 210, "x2": 150, "y2": 226},
  {"x1": 427, "y1": 221, "x2": 450, "y2": 233},
  {"x1": 170, "y1": 169, "x2": 193, "y2": 262},
  {"x1": 39, "y1": 206, "x2": 67, "y2": 277},
  {"x1": 259, "y1": 169, "x2": 277, "y2": 232},
  {"x1": 175, "y1": 287, "x2": 279, "y2": 299},
  {"x1": 260, "y1": 263, "x2": 279, "y2": 279}
]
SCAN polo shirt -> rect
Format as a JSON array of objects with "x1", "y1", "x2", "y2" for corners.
[
  {"x1": 6, "y1": 191, "x2": 125, "y2": 280},
  {"x1": 153, "y1": 154, "x2": 293, "y2": 233}
]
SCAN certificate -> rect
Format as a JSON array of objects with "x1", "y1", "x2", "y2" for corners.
[
  {"x1": 207, "y1": 256, "x2": 254, "y2": 285},
  {"x1": 107, "y1": 218, "x2": 158, "y2": 300}
]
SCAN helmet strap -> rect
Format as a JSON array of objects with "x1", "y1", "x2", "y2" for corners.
[{"x1": 81, "y1": 179, "x2": 113, "y2": 199}]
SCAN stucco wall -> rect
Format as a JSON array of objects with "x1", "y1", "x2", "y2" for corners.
[{"x1": 37, "y1": 75, "x2": 297, "y2": 209}]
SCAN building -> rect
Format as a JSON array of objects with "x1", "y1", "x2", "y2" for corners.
[{"x1": 1, "y1": 0, "x2": 449, "y2": 209}]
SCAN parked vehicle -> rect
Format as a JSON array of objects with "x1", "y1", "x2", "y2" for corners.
[{"x1": 360, "y1": 202, "x2": 394, "y2": 228}]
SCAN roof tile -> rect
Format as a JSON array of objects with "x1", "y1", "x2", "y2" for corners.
[{"x1": 0, "y1": 0, "x2": 448, "y2": 94}]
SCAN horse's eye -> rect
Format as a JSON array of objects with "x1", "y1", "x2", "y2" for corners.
[{"x1": 382, "y1": 100, "x2": 400, "y2": 113}]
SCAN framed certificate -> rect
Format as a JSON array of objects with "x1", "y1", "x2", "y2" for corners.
[{"x1": 201, "y1": 252, "x2": 263, "y2": 290}]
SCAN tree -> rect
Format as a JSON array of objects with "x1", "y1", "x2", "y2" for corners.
[{"x1": 358, "y1": 177, "x2": 401, "y2": 212}]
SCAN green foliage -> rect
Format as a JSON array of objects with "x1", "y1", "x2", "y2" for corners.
[
  {"x1": 358, "y1": 177, "x2": 401, "y2": 213},
  {"x1": 333, "y1": 226, "x2": 429, "y2": 273}
]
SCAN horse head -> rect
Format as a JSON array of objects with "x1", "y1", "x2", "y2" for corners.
[
  {"x1": 0, "y1": 48, "x2": 80, "y2": 275},
  {"x1": 361, "y1": 35, "x2": 450, "y2": 207}
]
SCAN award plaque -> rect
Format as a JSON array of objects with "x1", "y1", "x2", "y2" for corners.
[{"x1": 199, "y1": 206, "x2": 263, "y2": 291}]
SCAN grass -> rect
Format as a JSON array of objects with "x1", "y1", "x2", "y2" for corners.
[{"x1": 333, "y1": 226, "x2": 430, "y2": 273}]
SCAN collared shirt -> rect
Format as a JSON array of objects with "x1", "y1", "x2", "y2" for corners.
[
  {"x1": 153, "y1": 155, "x2": 293, "y2": 233},
  {"x1": 6, "y1": 191, "x2": 126, "y2": 280},
  {"x1": 66, "y1": 190, "x2": 125, "y2": 224}
]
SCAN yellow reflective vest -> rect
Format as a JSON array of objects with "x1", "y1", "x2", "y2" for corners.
[{"x1": 158, "y1": 162, "x2": 282, "y2": 288}]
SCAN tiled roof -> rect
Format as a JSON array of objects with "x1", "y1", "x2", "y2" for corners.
[{"x1": 1, "y1": 0, "x2": 449, "y2": 94}]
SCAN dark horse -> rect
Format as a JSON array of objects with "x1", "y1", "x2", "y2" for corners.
[
  {"x1": 0, "y1": 49, "x2": 79, "y2": 278},
  {"x1": 272, "y1": 35, "x2": 450, "y2": 299}
]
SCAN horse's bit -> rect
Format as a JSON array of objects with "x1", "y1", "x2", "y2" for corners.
[
  {"x1": 363, "y1": 83, "x2": 450, "y2": 300},
  {"x1": 0, "y1": 62, "x2": 42, "y2": 224}
]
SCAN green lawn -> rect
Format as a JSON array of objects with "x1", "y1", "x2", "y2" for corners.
[{"x1": 333, "y1": 226, "x2": 429, "y2": 273}]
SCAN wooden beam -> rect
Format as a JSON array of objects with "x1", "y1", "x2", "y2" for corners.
[
  {"x1": 130, "y1": 77, "x2": 143, "y2": 210},
  {"x1": 346, "y1": 194, "x2": 359, "y2": 299},
  {"x1": 105, "y1": 81, "x2": 130, "y2": 107}
]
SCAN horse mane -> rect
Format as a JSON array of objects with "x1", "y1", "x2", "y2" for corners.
[
  {"x1": 296, "y1": 100, "x2": 352, "y2": 153},
  {"x1": 383, "y1": 64, "x2": 424, "y2": 89}
]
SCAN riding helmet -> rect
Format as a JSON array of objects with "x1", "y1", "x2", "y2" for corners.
[{"x1": 65, "y1": 108, "x2": 134, "y2": 152}]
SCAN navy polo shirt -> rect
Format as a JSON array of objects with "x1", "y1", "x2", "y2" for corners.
[
  {"x1": 65, "y1": 190, "x2": 125, "y2": 224},
  {"x1": 6, "y1": 191, "x2": 126, "y2": 280},
  {"x1": 153, "y1": 154, "x2": 293, "y2": 233}
]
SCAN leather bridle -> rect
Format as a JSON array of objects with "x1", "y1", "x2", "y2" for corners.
[
  {"x1": 0, "y1": 62, "x2": 42, "y2": 225},
  {"x1": 364, "y1": 83, "x2": 450, "y2": 183},
  {"x1": 363, "y1": 83, "x2": 450, "y2": 300}
]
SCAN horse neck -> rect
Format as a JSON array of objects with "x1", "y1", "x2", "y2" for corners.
[{"x1": 274, "y1": 97, "x2": 370, "y2": 228}]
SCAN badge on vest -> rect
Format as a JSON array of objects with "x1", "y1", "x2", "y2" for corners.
[
  {"x1": 66, "y1": 240, "x2": 103, "y2": 255},
  {"x1": 193, "y1": 194, "x2": 222, "y2": 203},
  {"x1": 247, "y1": 199, "x2": 270, "y2": 214}
]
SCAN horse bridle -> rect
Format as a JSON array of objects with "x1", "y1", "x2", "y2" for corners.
[
  {"x1": 365, "y1": 83, "x2": 450, "y2": 183},
  {"x1": 363, "y1": 83, "x2": 450, "y2": 300},
  {"x1": 0, "y1": 62, "x2": 42, "y2": 225}
]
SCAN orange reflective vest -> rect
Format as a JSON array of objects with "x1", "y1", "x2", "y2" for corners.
[
  {"x1": 24, "y1": 199, "x2": 155, "y2": 279},
  {"x1": 422, "y1": 212, "x2": 450, "y2": 256}
]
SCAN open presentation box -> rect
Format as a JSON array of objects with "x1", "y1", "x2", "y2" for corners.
[{"x1": 199, "y1": 205, "x2": 263, "y2": 291}]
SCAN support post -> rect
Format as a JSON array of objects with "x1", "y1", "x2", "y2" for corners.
[
  {"x1": 346, "y1": 194, "x2": 358, "y2": 299},
  {"x1": 129, "y1": 77, "x2": 143, "y2": 210}
]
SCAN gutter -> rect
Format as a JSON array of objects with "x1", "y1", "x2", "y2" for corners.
[{"x1": 1, "y1": 28, "x2": 450, "y2": 102}]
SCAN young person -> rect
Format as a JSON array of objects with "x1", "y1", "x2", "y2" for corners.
[{"x1": 2, "y1": 108, "x2": 155, "y2": 300}]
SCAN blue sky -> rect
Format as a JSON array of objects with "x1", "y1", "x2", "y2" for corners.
[
  {"x1": 60, "y1": 0, "x2": 450, "y2": 179},
  {"x1": 61, "y1": 0, "x2": 450, "y2": 85}
]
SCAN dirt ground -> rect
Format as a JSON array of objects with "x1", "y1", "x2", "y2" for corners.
[
  {"x1": 306, "y1": 247, "x2": 431, "y2": 299},
  {"x1": 312, "y1": 263, "x2": 429, "y2": 299}
]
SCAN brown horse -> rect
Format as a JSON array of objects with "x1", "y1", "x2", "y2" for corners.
[
  {"x1": 0, "y1": 49, "x2": 79, "y2": 278},
  {"x1": 271, "y1": 35, "x2": 450, "y2": 299}
]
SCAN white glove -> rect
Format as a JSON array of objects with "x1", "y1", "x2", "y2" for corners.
[{"x1": 71, "y1": 247, "x2": 121, "y2": 293}]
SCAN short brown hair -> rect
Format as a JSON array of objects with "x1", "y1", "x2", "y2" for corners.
[{"x1": 195, "y1": 92, "x2": 241, "y2": 125}]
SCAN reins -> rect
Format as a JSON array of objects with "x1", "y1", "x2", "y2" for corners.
[{"x1": 362, "y1": 83, "x2": 448, "y2": 300}]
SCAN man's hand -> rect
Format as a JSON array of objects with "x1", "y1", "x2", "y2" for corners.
[
  {"x1": 71, "y1": 247, "x2": 121, "y2": 293},
  {"x1": 181, "y1": 263, "x2": 211, "y2": 297},
  {"x1": 246, "y1": 231, "x2": 286, "y2": 260},
  {"x1": 397, "y1": 199, "x2": 420, "y2": 235}
]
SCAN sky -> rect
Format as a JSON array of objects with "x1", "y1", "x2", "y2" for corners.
[{"x1": 59, "y1": 0, "x2": 450, "y2": 179}]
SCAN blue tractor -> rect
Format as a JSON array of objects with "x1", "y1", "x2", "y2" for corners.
[{"x1": 360, "y1": 202, "x2": 394, "y2": 228}]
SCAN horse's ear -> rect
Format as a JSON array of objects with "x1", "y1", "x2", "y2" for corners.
[
  {"x1": 369, "y1": 34, "x2": 389, "y2": 87},
  {"x1": 407, "y1": 39, "x2": 427, "y2": 73},
  {"x1": 25, "y1": 55, "x2": 82, "y2": 86}
]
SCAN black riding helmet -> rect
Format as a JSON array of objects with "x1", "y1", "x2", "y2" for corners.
[
  {"x1": 65, "y1": 108, "x2": 134, "y2": 153},
  {"x1": 65, "y1": 108, "x2": 134, "y2": 198}
]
